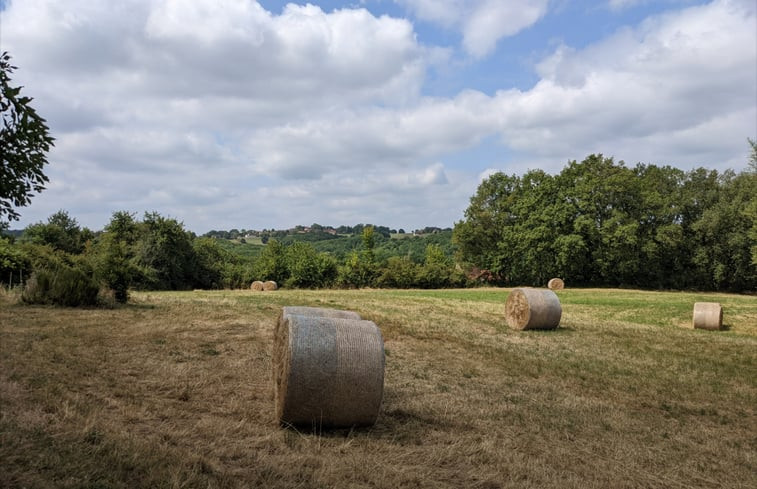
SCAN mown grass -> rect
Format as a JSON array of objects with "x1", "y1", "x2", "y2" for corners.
[{"x1": 1, "y1": 287, "x2": 755, "y2": 488}]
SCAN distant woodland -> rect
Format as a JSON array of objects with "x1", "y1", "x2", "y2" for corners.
[
  {"x1": 1, "y1": 151, "x2": 755, "y2": 306},
  {"x1": 454, "y1": 153, "x2": 756, "y2": 292}
]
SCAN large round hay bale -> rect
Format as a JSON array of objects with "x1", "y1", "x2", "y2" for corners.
[
  {"x1": 547, "y1": 278, "x2": 564, "y2": 290},
  {"x1": 505, "y1": 288, "x2": 562, "y2": 330},
  {"x1": 273, "y1": 314, "x2": 385, "y2": 428},
  {"x1": 251, "y1": 281, "x2": 264, "y2": 291},
  {"x1": 692, "y1": 302, "x2": 723, "y2": 330},
  {"x1": 263, "y1": 280, "x2": 278, "y2": 291}
]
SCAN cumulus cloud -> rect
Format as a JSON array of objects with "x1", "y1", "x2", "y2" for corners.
[
  {"x1": 491, "y1": 0, "x2": 756, "y2": 170},
  {"x1": 607, "y1": 0, "x2": 646, "y2": 10},
  {"x1": 1, "y1": 0, "x2": 436, "y2": 228},
  {"x1": 398, "y1": 0, "x2": 549, "y2": 58},
  {"x1": 1, "y1": 0, "x2": 753, "y2": 232},
  {"x1": 245, "y1": 90, "x2": 496, "y2": 179}
]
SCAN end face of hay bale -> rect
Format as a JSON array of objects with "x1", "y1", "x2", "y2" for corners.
[
  {"x1": 692, "y1": 302, "x2": 723, "y2": 330},
  {"x1": 263, "y1": 280, "x2": 278, "y2": 291},
  {"x1": 273, "y1": 314, "x2": 385, "y2": 428},
  {"x1": 251, "y1": 281, "x2": 264, "y2": 291},
  {"x1": 505, "y1": 288, "x2": 562, "y2": 330},
  {"x1": 547, "y1": 278, "x2": 565, "y2": 290}
]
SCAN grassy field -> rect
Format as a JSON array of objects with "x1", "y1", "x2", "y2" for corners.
[{"x1": 1, "y1": 287, "x2": 755, "y2": 488}]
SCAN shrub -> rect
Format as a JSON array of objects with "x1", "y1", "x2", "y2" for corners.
[
  {"x1": 0, "y1": 236, "x2": 31, "y2": 287},
  {"x1": 377, "y1": 256, "x2": 419, "y2": 288},
  {"x1": 221, "y1": 263, "x2": 253, "y2": 289},
  {"x1": 22, "y1": 265, "x2": 99, "y2": 307},
  {"x1": 94, "y1": 238, "x2": 136, "y2": 303},
  {"x1": 283, "y1": 242, "x2": 337, "y2": 288},
  {"x1": 337, "y1": 251, "x2": 378, "y2": 288},
  {"x1": 252, "y1": 239, "x2": 288, "y2": 284}
]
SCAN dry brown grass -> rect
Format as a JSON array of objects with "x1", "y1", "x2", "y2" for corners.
[{"x1": 1, "y1": 288, "x2": 756, "y2": 488}]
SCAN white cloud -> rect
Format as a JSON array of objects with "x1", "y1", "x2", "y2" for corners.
[
  {"x1": 397, "y1": 0, "x2": 548, "y2": 58},
  {"x1": 607, "y1": 0, "x2": 645, "y2": 10},
  {"x1": 461, "y1": 0, "x2": 549, "y2": 58},
  {"x1": 244, "y1": 90, "x2": 496, "y2": 179},
  {"x1": 1, "y1": 0, "x2": 754, "y2": 232},
  {"x1": 412, "y1": 162, "x2": 449, "y2": 185},
  {"x1": 492, "y1": 0, "x2": 756, "y2": 170}
]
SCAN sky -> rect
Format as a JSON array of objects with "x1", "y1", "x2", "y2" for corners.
[{"x1": 1, "y1": 0, "x2": 755, "y2": 234}]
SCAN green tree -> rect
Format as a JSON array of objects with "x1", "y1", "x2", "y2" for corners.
[
  {"x1": 678, "y1": 167, "x2": 723, "y2": 287},
  {"x1": 418, "y1": 243, "x2": 457, "y2": 288},
  {"x1": 94, "y1": 211, "x2": 140, "y2": 302},
  {"x1": 284, "y1": 241, "x2": 337, "y2": 288},
  {"x1": 453, "y1": 172, "x2": 521, "y2": 283},
  {"x1": 338, "y1": 226, "x2": 380, "y2": 287},
  {"x1": 133, "y1": 212, "x2": 197, "y2": 290},
  {"x1": 503, "y1": 169, "x2": 568, "y2": 285},
  {"x1": 376, "y1": 256, "x2": 419, "y2": 288},
  {"x1": 192, "y1": 237, "x2": 233, "y2": 289},
  {"x1": 361, "y1": 225, "x2": 376, "y2": 265},
  {"x1": 747, "y1": 139, "x2": 757, "y2": 266},
  {"x1": 556, "y1": 155, "x2": 643, "y2": 286},
  {"x1": 22, "y1": 210, "x2": 90, "y2": 255},
  {"x1": 1, "y1": 52, "x2": 54, "y2": 224},
  {"x1": 337, "y1": 250, "x2": 378, "y2": 288},
  {"x1": 633, "y1": 164, "x2": 687, "y2": 288},
  {"x1": 690, "y1": 170, "x2": 756, "y2": 290},
  {"x1": 0, "y1": 235, "x2": 30, "y2": 287},
  {"x1": 253, "y1": 239, "x2": 288, "y2": 284}
]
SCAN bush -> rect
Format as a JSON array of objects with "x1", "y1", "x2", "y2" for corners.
[
  {"x1": 376, "y1": 256, "x2": 419, "y2": 288},
  {"x1": 220, "y1": 263, "x2": 253, "y2": 289},
  {"x1": 252, "y1": 240, "x2": 288, "y2": 284},
  {"x1": 284, "y1": 242, "x2": 337, "y2": 288},
  {"x1": 0, "y1": 236, "x2": 31, "y2": 287},
  {"x1": 336, "y1": 251, "x2": 378, "y2": 288},
  {"x1": 22, "y1": 265, "x2": 99, "y2": 307},
  {"x1": 94, "y1": 238, "x2": 136, "y2": 302}
]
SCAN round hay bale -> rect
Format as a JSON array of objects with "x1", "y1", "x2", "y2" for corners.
[
  {"x1": 547, "y1": 278, "x2": 565, "y2": 290},
  {"x1": 692, "y1": 302, "x2": 723, "y2": 330},
  {"x1": 251, "y1": 281, "x2": 264, "y2": 291},
  {"x1": 263, "y1": 280, "x2": 278, "y2": 291},
  {"x1": 505, "y1": 288, "x2": 562, "y2": 330},
  {"x1": 273, "y1": 314, "x2": 385, "y2": 428}
]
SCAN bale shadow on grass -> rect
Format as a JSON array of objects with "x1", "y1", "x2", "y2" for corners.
[
  {"x1": 277, "y1": 385, "x2": 467, "y2": 444},
  {"x1": 516, "y1": 325, "x2": 576, "y2": 334}
]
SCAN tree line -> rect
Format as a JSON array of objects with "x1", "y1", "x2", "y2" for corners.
[
  {"x1": 2, "y1": 147, "x2": 754, "y2": 308},
  {"x1": 453, "y1": 151, "x2": 757, "y2": 291},
  {"x1": 0, "y1": 211, "x2": 467, "y2": 306}
]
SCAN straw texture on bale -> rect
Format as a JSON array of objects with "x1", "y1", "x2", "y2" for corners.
[
  {"x1": 505, "y1": 288, "x2": 562, "y2": 330},
  {"x1": 547, "y1": 278, "x2": 565, "y2": 290},
  {"x1": 251, "y1": 281, "x2": 264, "y2": 291},
  {"x1": 263, "y1": 280, "x2": 278, "y2": 291},
  {"x1": 273, "y1": 308, "x2": 364, "y2": 369},
  {"x1": 692, "y1": 302, "x2": 723, "y2": 330},
  {"x1": 273, "y1": 312, "x2": 385, "y2": 428}
]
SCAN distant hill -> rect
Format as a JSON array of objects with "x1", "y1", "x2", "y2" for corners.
[
  {"x1": 1, "y1": 229, "x2": 24, "y2": 238},
  {"x1": 204, "y1": 225, "x2": 455, "y2": 263}
]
